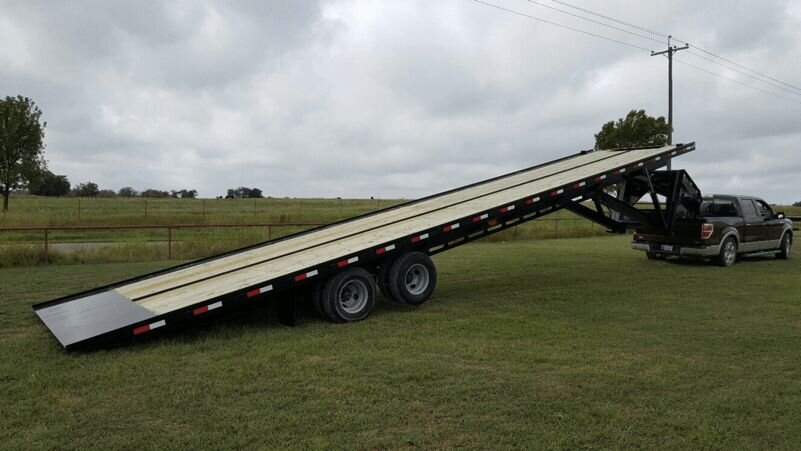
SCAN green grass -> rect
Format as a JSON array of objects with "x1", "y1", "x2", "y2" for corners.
[{"x1": 2, "y1": 235, "x2": 800, "y2": 449}]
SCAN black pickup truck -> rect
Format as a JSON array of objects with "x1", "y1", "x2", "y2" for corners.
[{"x1": 631, "y1": 194, "x2": 793, "y2": 266}]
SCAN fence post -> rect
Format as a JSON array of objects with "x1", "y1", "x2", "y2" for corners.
[
  {"x1": 44, "y1": 229, "x2": 49, "y2": 264},
  {"x1": 167, "y1": 226, "x2": 172, "y2": 260}
]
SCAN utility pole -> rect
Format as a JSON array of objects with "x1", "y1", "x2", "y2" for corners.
[{"x1": 651, "y1": 35, "x2": 688, "y2": 170}]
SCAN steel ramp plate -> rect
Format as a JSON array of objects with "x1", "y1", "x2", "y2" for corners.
[{"x1": 35, "y1": 291, "x2": 155, "y2": 349}]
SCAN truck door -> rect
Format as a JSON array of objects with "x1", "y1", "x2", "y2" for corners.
[
  {"x1": 739, "y1": 198, "x2": 763, "y2": 248},
  {"x1": 754, "y1": 199, "x2": 783, "y2": 246}
]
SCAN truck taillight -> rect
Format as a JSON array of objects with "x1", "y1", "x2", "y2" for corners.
[{"x1": 701, "y1": 223, "x2": 714, "y2": 240}]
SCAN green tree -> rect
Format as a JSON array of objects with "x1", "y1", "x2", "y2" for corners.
[
  {"x1": 0, "y1": 96, "x2": 47, "y2": 211},
  {"x1": 225, "y1": 186, "x2": 264, "y2": 199},
  {"x1": 30, "y1": 170, "x2": 70, "y2": 197},
  {"x1": 74, "y1": 181, "x2": 99, "y2": 198},
  {"x1": 141, "y1": 188, "x2": 170, "y2": 198},
  {"x1": 118, "y1": 186, "x2": 138, "y2": 197},
  {"x1": 594, "y1": 109, "x2": 670, "y2": 150}
]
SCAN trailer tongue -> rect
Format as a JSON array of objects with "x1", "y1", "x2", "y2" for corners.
[{"x1": 34, "y1": 143, "x2": 695, "y2": 350}]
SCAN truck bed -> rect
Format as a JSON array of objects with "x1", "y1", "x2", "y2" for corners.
[{"x1": 34, "y1": 144, "x2": 693, "y2": 350}]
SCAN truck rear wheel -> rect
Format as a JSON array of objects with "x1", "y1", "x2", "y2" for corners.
[
  {"x1": 387, "y1": 252, "x2": 437, "y2": 306},
  {"x1": 320, "y1": 267, "x2": 376, "y2": 323},
  {"x1": 777, "y1": 234, "x2": 792, "y2": 260},
  {"x1": 716, "y1": 237, "x2": 738, "y2": 267}
]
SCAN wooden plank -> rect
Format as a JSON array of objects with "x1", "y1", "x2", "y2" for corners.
[
  {"x1": 133, "y1": 146, "x2": 673, "y2": 314},
  {"x1": 117, "y1": 149, "x2": 614, "y2": 300}
]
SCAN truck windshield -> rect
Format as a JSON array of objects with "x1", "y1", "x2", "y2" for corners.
[{"x1": 700, "y1": 198, "x2": 738, "y2": 217}]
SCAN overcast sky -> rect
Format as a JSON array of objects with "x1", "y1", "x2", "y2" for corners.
[{"x1": 2, "y1": 0, "x2": 799, "y2": 202}]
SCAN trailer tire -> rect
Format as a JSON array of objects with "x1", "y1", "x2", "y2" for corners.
[
  {"x1": 320, "y1": 267, "x2": 376, "y2": 323},
  {"x1": 311, "y1": 282, "x2": 326, "y2": 317},
  {"x1": 777, "y1": 233, "x2": 791, "y2": 260},
  {"x1": 387, "y1": 252, "x2": 437, "y2": 306},
  {"x1": 377, "y1": 259, "x2": 404, "y2": 303},
  {"x1": 716, "y1": 237, "x2": 738, "y2": 267}
]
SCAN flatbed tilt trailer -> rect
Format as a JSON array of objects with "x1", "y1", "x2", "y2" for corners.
[{"x1": 34, "y1": 143, "x2": 696, "y2": 351}]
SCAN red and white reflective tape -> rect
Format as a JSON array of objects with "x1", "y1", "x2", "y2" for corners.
[
  {"x1": 375, "y1": 244, "x2": 396, "y2": 255},
  {"x1": 594, "y1": 174, "x2": 607, "y2": 182},
  {"x1": 500, "y1": 204, "x2": 515, "y2": 213},
  {"x1": 615, "y1": 167, "x2": 627, "y2": 175},
  {"x1": 410, "y1": 233, "x2": 429, "y2": 243},
  {"x1": 133, "y1": 319, "x2": 166, "y2": 336},
  {"x1": 246, "y1": 284, "x2": 273, "y2": 298},
  {"x1": 194, "y1": 301, "x2": 223, "y2": 316},
  {"x1": 472, "y1": 213, "x2": 489, "y2": 222},
  {"x1": 336, "y1": 256, "x2": 359, "y2": 268},
  {"x1": 573, "y1": 181, "x2": 587, "y2": 189},
  {"x1": 550, "y1": 188, "x2": 565, "y2": 197},
  {"x1": 443, "y1": 222, "x2": 460, "y2": 232},
  {"x1": 294, "y1": 269, "x2": 319, "y2": 282},
  {"x1": 526, "y1": 196, "x2": 541, "y2": 205}
]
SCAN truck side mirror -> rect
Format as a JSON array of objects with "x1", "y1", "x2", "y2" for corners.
[{"x1": 776, "y1": 212, "x2": 785, "y2": 220}]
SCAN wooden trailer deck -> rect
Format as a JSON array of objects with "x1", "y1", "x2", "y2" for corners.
[{"x1": 117, "y1": 145, "x2": 677, "y2": 314}]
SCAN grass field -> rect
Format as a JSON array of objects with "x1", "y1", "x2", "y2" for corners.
[
  {"x1": 0, "y1": 195, "x2": 610, "y2": 267},
  {"x1": 2, "y1": 235, "x2": 800, "y2": 449}
]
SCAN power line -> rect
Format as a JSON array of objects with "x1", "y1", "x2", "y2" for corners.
[
  {"x1": 684, "y1": 45, "x2": 801, "y2": 94},
  {"x1": 472, "y1": 0, "x2": 801, "y2": 111},
  {"x1": 472, "y1": 0, "x2": 654, "y2": 52},
  {"x1": 685, "y1": 49, "x2": 801, "y2": 98},
  {"x1": 551, "y1": 0, "x2": 668, "y2": 39},
  {"x1": 673, "y1": 57, "x2": 801, "y2": 107},
  {"x1": 524, "y1": 0, "x2": 664, "y2": 46},
  {"x1": 548, "y1": 0, "x2": 801, "y2": 96}
]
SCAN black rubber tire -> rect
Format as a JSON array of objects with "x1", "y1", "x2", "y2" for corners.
[
  {"x1": 777, "y1": 234, "x2": 792, "y2": 260},
  {"x1": 377, "y1": 258, "x2": 402, "y2": 303},
  {"x1": 311, "y1": 281, "x2": 326, "y2": 317},
  {"x1": 387, "y1": 252, "x2": 437, "y2": 306},
  {"x1": 716, "y1": 237, "x2": 738, "y2": 267},
  {"x1": 320, "y1": 267, "x2": 376, "y2": 323}
]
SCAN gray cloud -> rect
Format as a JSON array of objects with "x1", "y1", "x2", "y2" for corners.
[{"x1": 1, "y1": 0, "x2": 799, "y2": 203}]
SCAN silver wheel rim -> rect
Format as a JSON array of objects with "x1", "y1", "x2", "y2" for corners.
[
  {"x1": 338, "y1": 279, "x2": 368, "y2": 314},
  {"x1": 404, "y1": 263, "x2": 430, "y2": 296},
  {"x1": 724, "y1": 241, "x2": 736, "y2": 264},
  {"x1": 786, "y1": 237, "x2": 792, "y2": 256}
]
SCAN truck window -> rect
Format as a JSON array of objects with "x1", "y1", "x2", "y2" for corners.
[
  {"x1": 740, "y1": 199, "x2": 759, "y2": 218},
  {"x1": 699, "y1": 199, "x2": 738, "y2": 217},
  {"x1": 755, "y1": 199, "x2": 773, "y2": 218}
]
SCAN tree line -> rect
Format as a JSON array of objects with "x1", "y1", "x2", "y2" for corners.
[{"x1": 29, "y1": 174, "x2": 265, "y2": 200}]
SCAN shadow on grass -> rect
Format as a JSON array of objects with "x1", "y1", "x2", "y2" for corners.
[
  {"x1": 655, "y1": 254, "x2": 783, "y2": 267},
  {"x1": 75, "y1": 290, "x2": 416, "y2": 354}
]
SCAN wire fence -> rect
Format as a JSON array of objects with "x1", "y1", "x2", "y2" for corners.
[{"x1": 0, "y1": 217, "x2": 603, "y2": 265}]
